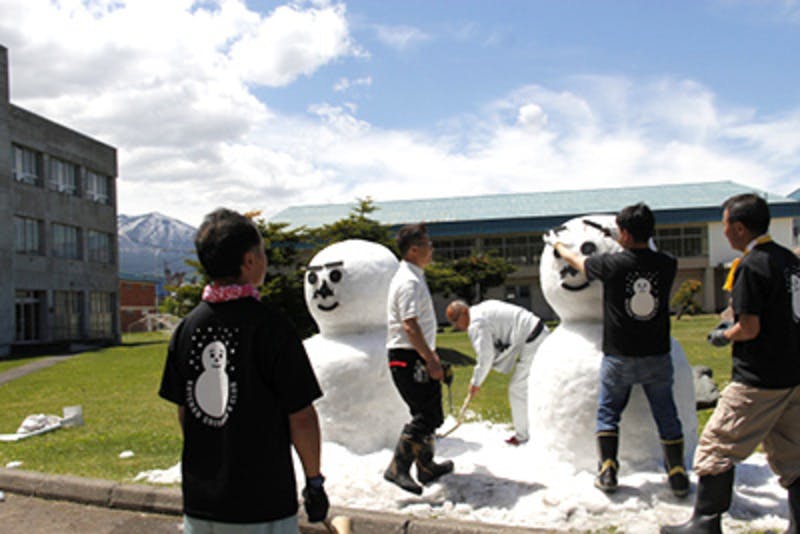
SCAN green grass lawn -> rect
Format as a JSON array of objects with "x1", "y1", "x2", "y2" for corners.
[
  {"x1": 0, "y1": 332, "x2": 181, "y2": 481},
  {"x1": 0, "y1": 316, "x2": 728, "y2": 481}
]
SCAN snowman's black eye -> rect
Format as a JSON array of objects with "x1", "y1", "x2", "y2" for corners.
[
  {"x1": 580, "y1": 242, "x2": 597, "y2": 256},
  {"x1": 329, "y1": 269, "x2": 342, "y2": 283},
  {"x1": 307, "y1": 272, "x2": 318, "y2": 284}
]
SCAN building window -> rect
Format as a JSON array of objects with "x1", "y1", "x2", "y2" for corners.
[
  {"x1": 433, "y1": 238, "x2": 475, "y2": 261},
  {"x1": 11, "y1": 144, "x2": 42, "y2": 186},
  {"x1": 87, "y1": 171, "x2": 111, "y2": 204},
  {"x1": 88, "y1": 230, "x2": 113, "y2": 263},
  {"x1": 49, "y1": 157, "x2": 79, "y2": 195},
  {"x1": 53, "y1": 291, "x2": 82, "y2": 340},
  {"x1": 14, "y1": 216, "x2": 42, "y2": 254},
  {"x1": 52, "y1": 223, "x2": 81, "y2": 259},
  {"x1": 482, "y1": 234, "x2": 544, "y2": 265},
  {"x1": 655, "y1": 226, "x2": 707, "y2": 257},
  {"x1": 89, "y1": 291, "x2": 114, "y2": 338},
  {"x1": 15, "y1": 290, "x2": 43, "y2": 341}
]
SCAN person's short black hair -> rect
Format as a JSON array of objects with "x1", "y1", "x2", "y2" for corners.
[
  {"x1": 616, "y1": 202, "x2": 655, "y2": 243},
  {"x1": 722, "y1": 193, "x2": 770, "y2": 235},
  {"x1": 195, "y1": 208, "x2": 262, "y2": 280},
  {"x1": 396, "y1": 223, "x2": 429, "y2": 257}
]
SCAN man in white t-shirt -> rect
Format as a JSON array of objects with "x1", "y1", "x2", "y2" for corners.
[
  {"x1": 384, "y1": 223, "x2": 453, "y2": 495},
  {"x1": 446, "y1": 299, "x2": 548, "y2": 445}
]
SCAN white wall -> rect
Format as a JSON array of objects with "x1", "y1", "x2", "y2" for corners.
[{"x1": 707, "y1": 217, "x2": 793, "y2": 267}]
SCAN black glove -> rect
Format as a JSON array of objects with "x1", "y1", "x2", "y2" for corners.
[
  {"x1": 302, "y1": 475, "x2": 329, "y2": 523},
  {"x1": 707, "y1": 322, "x2": 732, "y2": 347}
]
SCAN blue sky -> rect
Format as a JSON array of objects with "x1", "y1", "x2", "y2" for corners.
[
  {"x1": 1, "y1": 0, "x2": 799, "y2": 226},
  {"x1": 267, "y1": 0, "x2": 800, "y2": 125}
]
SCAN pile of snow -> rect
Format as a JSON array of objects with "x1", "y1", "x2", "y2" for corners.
[{"x1": 135, "y1": 418, "x2": 790, "y2": 533}]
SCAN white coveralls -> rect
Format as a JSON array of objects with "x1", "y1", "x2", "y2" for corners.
[{"x1": 467, "y1": 300, "x2": 548, "y2": 442}]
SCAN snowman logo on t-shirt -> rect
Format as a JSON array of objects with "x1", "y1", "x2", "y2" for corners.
[
  {"x1": 627, "y1": 275, "x2": 658, "y2": 320},
  {"x1": 790, "y1": 272, "x2": 800, "y2": 323},
  {"x1": 186, "y1": 326, "x2": 239, "y2": 427},
  {"x1": 195, "y1": 341, "x2": 229, "y2": 418}
]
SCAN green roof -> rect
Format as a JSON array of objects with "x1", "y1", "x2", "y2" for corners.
[{"x1": 271, "y1": 181, "x2": 798, "y2": 231}]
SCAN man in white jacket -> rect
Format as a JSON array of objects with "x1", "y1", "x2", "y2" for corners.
[{"x1": 446, "y1": 299, "x2": 549, "y2": 445}]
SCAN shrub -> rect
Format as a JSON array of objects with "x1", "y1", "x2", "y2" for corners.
[{"x1": 671, "y1": 279, "x2": 702, "y2": 319}]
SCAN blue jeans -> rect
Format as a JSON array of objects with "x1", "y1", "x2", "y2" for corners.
[{"x1": 596, "y1": 353, "x2": 683, "y2": 440}]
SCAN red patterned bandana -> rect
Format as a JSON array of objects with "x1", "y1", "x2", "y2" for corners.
[{"x1": 202, "y1": 283, "x2": 261, "y2": 303}]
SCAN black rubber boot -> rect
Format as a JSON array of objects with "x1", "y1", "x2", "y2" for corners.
[
  {"x1": 415, "y1": 434, "x2": 454, "y2": 485},
  {"x1": 660, "y1": 468, "x2": 734, "y2": 534},
  {"x1": 662, "y1": 438, "x2": 690, "y2": 498},
  {"x1": 383, "y1": 434, "x2": 423, "y2": 495},
  {"x1": 787, "y1": 478, "x2": 799, "y2": 534},
  {"x1": 595, "y1": 432, "x2": 619, "y2": 493}
]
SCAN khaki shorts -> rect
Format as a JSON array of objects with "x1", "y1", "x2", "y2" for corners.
[{"x1": 694, "y1": 381, "x2": 800, "y2": 488}]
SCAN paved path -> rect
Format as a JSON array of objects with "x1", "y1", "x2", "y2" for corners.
[
  {"x1": 0, "y1": 355, "x2": 75, "y2": 387},
  {"x1": 0, "y1": 492, "x2": 181, "y2": 534}
]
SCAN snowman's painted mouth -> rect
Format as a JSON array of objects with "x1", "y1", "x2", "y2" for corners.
[
  {"x1": 559, "y1": 264, "x2": 591, "y2": 291},
  {"x1": 561, "y1": 281, "x2": 591, "y2": 291},
  {"x1": 317, "y1": 302, "x2": 339, "y2": 311}
]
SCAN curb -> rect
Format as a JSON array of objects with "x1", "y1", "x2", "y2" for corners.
[{"x1": 0, "y1": 468, "x2": 544, "y2": 533}]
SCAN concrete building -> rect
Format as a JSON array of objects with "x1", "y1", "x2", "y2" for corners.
[
  {"x1": 1, "y1": 45, "x2": 119, "y2": 355},
  {"x1": 271, "y1": 181, "x2": 800, "y2": 321}
]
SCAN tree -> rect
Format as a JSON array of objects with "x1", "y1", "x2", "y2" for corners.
[
  {"x1": 426, "y1": 253, "x2": 516, "y2": 303},
  {"x1": 256, "y1": 219, "x2": 316, "y2": 337},
  {"x1": 159, "y1": 258, "x2": 206, "y2": 317},
  {"x1": 311, "y1": 197, "x2": 395, "y2": 252}
]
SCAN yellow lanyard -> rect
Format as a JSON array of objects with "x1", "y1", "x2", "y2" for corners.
[{"x1": 722, "y1": 235, "x2": 772, "y2": 292}]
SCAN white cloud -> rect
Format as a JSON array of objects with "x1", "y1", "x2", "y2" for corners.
[
  {"x1": 230, "y1": 2, "x2": 359, "y2": 86},
  {"x1": 373, "y1": 24, "x2": 430, "y2": 50},
  {"x1": 333, "y1": 75, "x2": 372, "y2": 92},
  {"x1": 2, "y1": 1, "x2": 798, "y2": 227}
]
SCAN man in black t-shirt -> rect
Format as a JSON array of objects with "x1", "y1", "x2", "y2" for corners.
[
  {"x1": 662, "y1": 194, "x2": 800, "y2": 534},
  {"x1": 159, "y1": 209, "x2": 328, "y2": 533},
  {"x1": 549, "y1": 203, "x2": 688, "y2": 497}
]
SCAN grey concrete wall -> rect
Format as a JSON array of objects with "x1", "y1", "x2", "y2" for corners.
[
  {"x1": 2, "y1": 44, "x2": 121, "y2": 350},
  {"x1": 1, "y1": 45, "x2": 13, "y2": 355}
]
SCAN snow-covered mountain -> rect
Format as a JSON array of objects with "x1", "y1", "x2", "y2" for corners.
[{"x1": 118, "y1": 212, "x2": 196, "y2": 277}]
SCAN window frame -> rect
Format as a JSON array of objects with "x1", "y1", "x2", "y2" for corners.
[
  {"x1": 52, "y1": 222, "x2": 82, "y2": 260},
  {"x1": 14, "y1": 216, "x2": 43, "y2": 255},
  {"x1": 87, "y1": 230, "x2": 113, "y2": 263},
  {"x1": 86, "y1": 170, "x2": 111, "y2": 204},
  {"x1": 11, "y1": 144, "x2": 43, "y2": 186},
  {"x1": 49, "y1": 157, "x2": 79, "y2": 196}
]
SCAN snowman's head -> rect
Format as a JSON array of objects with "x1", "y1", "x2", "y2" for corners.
[
  {"x1": 540, "y1": 214, "x2": 622, "y2": 322},
  {"x1": 201, "y1": 340, "x2": 227, "y2": 370},
  {"x1": 633, "y1": 278, "x2": 652, "y2": 293},
  {"x1": 305, "y1": 239, "x2": 399, "y2": 336}
]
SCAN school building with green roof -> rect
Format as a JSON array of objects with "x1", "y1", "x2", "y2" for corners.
[{"x1": 271, "y1": 180, "x2": 800, "y2": 320}]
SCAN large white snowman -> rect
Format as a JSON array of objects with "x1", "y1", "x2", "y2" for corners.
[
  {"x1": 527, "y1": 215, "x2": 698, "y2": 472},
  {"x1": 303, "y1": 239, "x2": 407, "y2": 453}
]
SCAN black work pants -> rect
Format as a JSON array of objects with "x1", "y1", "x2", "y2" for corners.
[{"x1": 388, "y1": 348, "x2": 444, "y2": 439}]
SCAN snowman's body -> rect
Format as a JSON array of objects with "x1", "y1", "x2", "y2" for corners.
[
  {"x1": 194, "y1": 340, "x2": 229, "y2": 418},
  {"x1": 629, "y1": 278, "x2": 657, "y2": 319},
  {"x1": 303, "y1": 240, "x2": 407, "y2": 453},
  {"x1": 528, "y1": 215, "x2": 697, "y2": 472}
]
